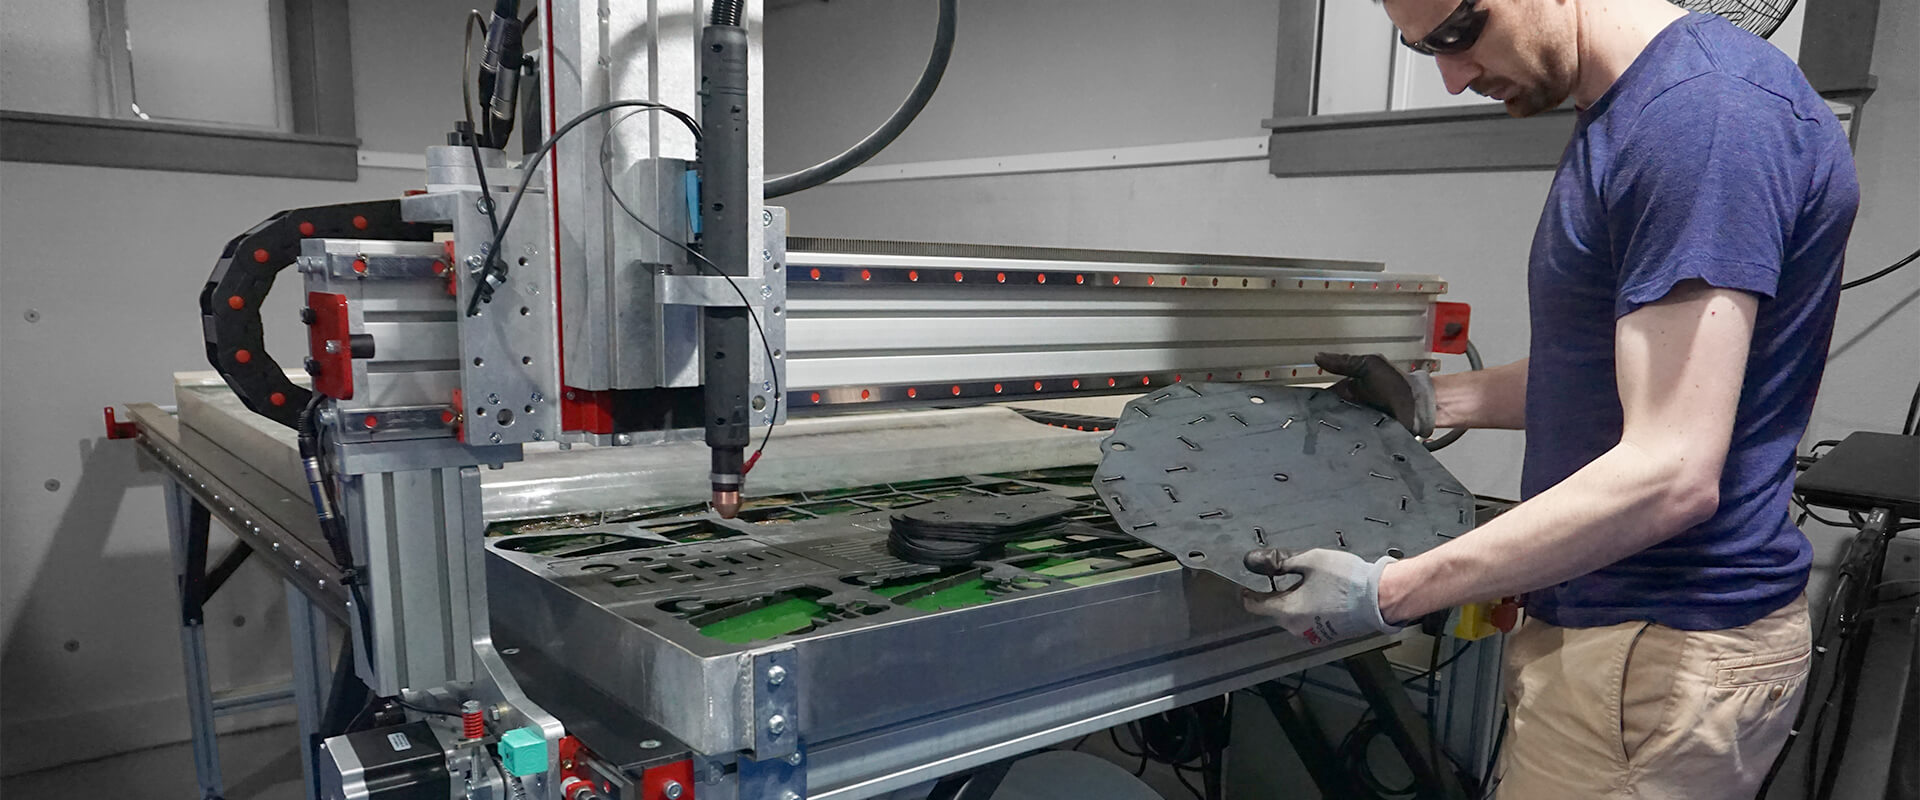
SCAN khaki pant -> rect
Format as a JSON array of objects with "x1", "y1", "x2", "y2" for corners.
[{"x1": 1494, "y1": 594, "x2": 1811, "y2": 800}]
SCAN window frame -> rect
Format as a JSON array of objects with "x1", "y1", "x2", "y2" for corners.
[
  {"x1": 1264, "y1": 0, "x2": 1882, "y2": 178},
  {"x1": 0, "y1": 0, "x2": 359, "y2": 181}
]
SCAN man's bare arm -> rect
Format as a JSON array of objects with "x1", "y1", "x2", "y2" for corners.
[
  {"x1": 1377, "y1": 281, "x2": 1751, "y2": 620},
  {"x1": 1432, "y1": 358, "x2": 1529, "y2": 430}
]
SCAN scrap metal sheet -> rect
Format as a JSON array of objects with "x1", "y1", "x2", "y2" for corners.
[{"x1": 1094, "y1": 383, "x2": 1473, "y2": 591}]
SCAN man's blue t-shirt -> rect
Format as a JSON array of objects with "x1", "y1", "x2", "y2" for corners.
[{"x1": 1523, "y1": 12, "x2": 1858, "y2": 630}]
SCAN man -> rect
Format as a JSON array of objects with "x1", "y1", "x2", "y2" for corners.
[{"x1": 1240, "y1": 0, "x2": 1859, "y2": 796}]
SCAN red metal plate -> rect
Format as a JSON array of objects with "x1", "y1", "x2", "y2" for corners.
[{"x1": 306, "y1": 291, "x2": 354, "y2": 399}]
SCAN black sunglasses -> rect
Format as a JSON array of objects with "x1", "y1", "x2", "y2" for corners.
[{"x1": 1400, "y1": 0, "x2": 1490, "y2": 56}]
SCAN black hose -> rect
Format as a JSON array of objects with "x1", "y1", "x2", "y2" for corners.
[
  {"x1": 763, "y1": 0, "x2": 956, "y2": 198},
  {"x1": 1424, "y1": 339, "x2": 1482, "y2": 452},
  {"x1": 1902, "y1": 379, "x2": 1918, "y2": 436}
]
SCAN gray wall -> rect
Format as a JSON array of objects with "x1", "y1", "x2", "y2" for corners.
[
  {"x1": 767, "y1": 0, "x2": 1284, "y2": 167},
  {"x1": 0, "y1": 0, "x2": 474, "y2": 775}
]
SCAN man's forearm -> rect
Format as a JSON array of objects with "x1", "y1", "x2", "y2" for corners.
[
  {"x1": 1375, "y1": 438, "x2": 1717, "y2": 622},
  {"x1": 1432, "y1": 358, "x2": 1528, "y2": 430}
]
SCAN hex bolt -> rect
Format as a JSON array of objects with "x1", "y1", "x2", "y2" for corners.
[
  {"x1": 475, "y1": 196, "x2": 493, "y2": 215},
  {"x1": 489, "y1": 432, "x2": 503, "y2": 444},
  {"x1": 707, "y1": 761, "x2": 726, "y2": 785},
  {"x1": 762, "y1": 249, "x2": 772, "y2": 262},
  {"x1": 663, "y1": 781, "x2": 684, "y2": 799},
  {"x1": 466, "y1": 254, "x2": 486, "y2": 269},
  {"x1": 767, "y1": 665, "x2": 787, "y2": 686},
  {"x1": 767, "y1": 715, "x2": 787, "y2": 736},
  {"x1": 786, "y1": 752, "x2": 804, "y2": 766},
  {"x1": 762, "y1": 209, "x2": 774, "y2": 226},
  {"x1": 760, "y1": 285, "x2": 773, "y2": 299},
  {"x1": 530, "y1": 392, "x2": 544, "y2": 403},
  {"x1": 488, "y1": 393, "x2": 501, "y2": 405},
  {"x1": 532, "y1": 430, "x2": 546, "y2": 441}
]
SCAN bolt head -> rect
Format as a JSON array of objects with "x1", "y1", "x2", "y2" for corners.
[
  {"x1": 786, "y1": 752, "x2": 804, "y2": 766},
  {"x1": 489, "y1": 432, "x2": 503, "y2": 444},
  {"x1": 760, "y1": 284, "x2": 773, "y2": 298},
  {"x1": 488, "y1": 393, "x2": 501, "y2": 404},
  {"x1": 640, "y1": 739, "x2": 662, "y2": 749},
  {"x1": 663, "y1": 781, "x2": 684, "y2": 799},
  {"x1": 767, "y1": 665, "x2": 787, "y2": 686},
  {"x1": 615, "y1": 434, "x2": 632, "y2": 445},
  {"x1": 762, "y1": 209, "x2": 774, "y2": 226},
  {"x1": 762, "y1": 249, "x2": 772, "y2": 262},
  {"x1": 767, "y1": 714, "x2": 787, "y2": 735},
  {"x1": 530, "y1": 392, "x2": 544, "y2": 403},
  {"x1": 467, "y1": 254, "x2": 486, "y2": 268}
]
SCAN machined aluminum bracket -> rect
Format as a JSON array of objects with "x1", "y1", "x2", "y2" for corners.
[{"x1": 1093, "y1": 383, "x2": 1474, "y2": 592}]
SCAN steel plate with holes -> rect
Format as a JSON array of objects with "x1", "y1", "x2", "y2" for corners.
[{"x1": 1093, "y1": 383, "x2": 1474, "y2": 592}]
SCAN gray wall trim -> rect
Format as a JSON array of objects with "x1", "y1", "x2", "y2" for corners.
[
  {"x1": 286, "y1": 0, "x2": 358, "y2": 140},
  {"x1": 0, "y1": 111, "x2": 359, "y2": 181},
  {"x1": 1800, "y1": 0, "x2": 1881, "y2": 95},
  {"x1": 1271, "y1": 0, "x2": 1322, "y2": 118},
  {"x1": 1, "y1": 0, "x2": 358, "y2": 180},
  {"x1": 1265, "y1": 107, "x2": 1575, "y2": 177}
]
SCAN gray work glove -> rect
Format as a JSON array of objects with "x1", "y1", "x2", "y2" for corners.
[
  {"x1": 1241, "y1": 548, "x2": 1403, "y2": 646},
  {"x1": 1313, "y1": 353, "x2": 1436, "y2": 437}
]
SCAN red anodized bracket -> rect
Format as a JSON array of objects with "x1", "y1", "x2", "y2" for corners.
[
  {"x1": 1429, "y1": 301, "x2": 1471, "y2": 355},
  {"x1": 306, "y1": 291, "x2": 355, "y2": 399},
  {"x1": 103, "y1": 407, "x2": 139, "y2": 440}
]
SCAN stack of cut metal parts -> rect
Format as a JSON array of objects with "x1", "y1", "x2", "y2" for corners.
[{"x1": 888, "y1": 493, "x2": 1081, "y2": 565}]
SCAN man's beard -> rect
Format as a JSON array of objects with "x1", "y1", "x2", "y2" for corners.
[{"x1": 1503, "y1": 84, "x2": 1569, "y2": 117}]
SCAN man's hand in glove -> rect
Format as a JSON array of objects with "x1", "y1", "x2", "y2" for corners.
[
  {"x1": 1241, "y1": 548, "x2": 1403, "y2": 646},
  {"x1": 1313, "y1": 352, "x2": 1436, "y2": 437}
]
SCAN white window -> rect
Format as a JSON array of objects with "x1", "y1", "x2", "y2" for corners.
[{"x1": 1, "y1": 0, "x2": 292, "y2": 131}]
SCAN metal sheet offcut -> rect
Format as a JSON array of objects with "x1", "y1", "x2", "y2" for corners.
[{"x1": 1093, "y1": 383, "x2": 1474, "y2": 591}]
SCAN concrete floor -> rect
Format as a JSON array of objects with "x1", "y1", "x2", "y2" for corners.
[{"x1": 2, "y1": 723, "x2": 305, "y2": 800}]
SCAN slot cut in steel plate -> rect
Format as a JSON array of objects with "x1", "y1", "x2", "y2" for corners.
[{"x1": 1093, "y1": 383, "x2": 1474, "y2": 591}]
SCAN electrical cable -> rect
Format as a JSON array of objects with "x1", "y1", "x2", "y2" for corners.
[
  {"x1": 599, "y1": 109, "x2": 780, "y2": 468},
  {"x1": 1792, "y1": 495, "x2": 1857, "y2": 529},
  {"x1": 1838, "y1": 246, "x2": 1919, "y2": 291},
  {"x1": 391, "y1": 697, "x2": 464, "y2": 718},
  {"x1": 462, "y1": 9, "x2": 503, "y2": 237},
  {"x1": 1400, "y1": 639, "x2": 1476, "y2": 686},
  {"x1": 296, "y1": 393, "x2": 380, "y2": 674},
  {"x1": 1903, "y1": 378, "x2": 1919, "y2": 436},
  {"x1": 1425, "y1": 339, "x2": 1483, "y2": 452},
  {"x1": 762, "y1": 0, "x2": 956, "y2": 198},
  {"x1": 463, "y1": 10, "x2": 486, "y2": 135},
  {"x1": 469, "y1": 99, "x2": 701, "y2": 316}
]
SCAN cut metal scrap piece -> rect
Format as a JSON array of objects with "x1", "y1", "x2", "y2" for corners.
[{"x1": 1093, "y1": 383, "x2": 1474, "y2": 592}]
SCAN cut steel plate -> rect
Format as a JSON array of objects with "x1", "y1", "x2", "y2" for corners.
[{"x1": 1093, "y1": 383, "x2": 1474, "y2": 591}]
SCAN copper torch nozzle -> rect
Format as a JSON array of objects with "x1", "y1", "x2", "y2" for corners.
[{"x1": 712, "y1": 489, "x2": 741, "y2": 519}]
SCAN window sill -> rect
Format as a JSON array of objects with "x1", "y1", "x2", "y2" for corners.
[
  {"x1": 1261, "y1": 105, "x2": 1577, "y2": 177},
  {"x1": 1, "y1": 110, "x2": 360, "y2": 181}
]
